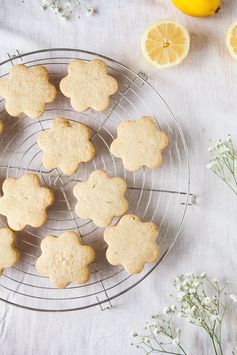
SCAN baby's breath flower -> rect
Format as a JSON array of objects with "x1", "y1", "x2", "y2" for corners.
[
  {"x1": 182, "y1": 279, "x2": 189, "y2": 286},
  {"x1": 193, "y1": 280, "x2": 200, "y2": 287},
  {"x1": 210, "y1": 314, "x2": 218, "y2": 321},
  {"x1": 192, "y1": 298, "x2": 198, "y2": 305},
  {"x1": 40, "y1": 0, "x2": 94, "y2": 21},
  {"x1": 202, "y1": 297, "x2": 211, "y2": 305},
  {"x1": 170, "y1": 305, "x2": 177, "y2": 312},
  {"x1": 208, "y1": 136, "x2": 237, "y2": 197},
  {"x1": 184, "y1": 272, "x2": 192, "y2": 277},
  {"x1": 143, "y1": 337, "x2": 150, "y2": 345},
  {"x1": 177, "y1": 291, "x2": 186, "y2": 300},
  {"x1": 196, "y1": 317, "x2": 202, "y2": 325},
  {"x1": 230, "y1": 294, "x2": 237, "y2": 303},
  {"x1": 132, "y1": 274, "x2": 235, "y2": 355},
  {"x1": 87, "y1": 8, "x2": 94, "y2": 16},
  {"x1": 172, "y1": 337, "x2": 180, "y2": 345}
]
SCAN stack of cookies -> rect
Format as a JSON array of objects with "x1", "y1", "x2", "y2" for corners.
[{"x1": 0, "y1": 59, "x2": 168, "y2": 288}]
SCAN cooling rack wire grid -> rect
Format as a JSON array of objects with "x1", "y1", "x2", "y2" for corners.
[{"x1": 0, "y1": 49, "x2": 196, "y2": 312}]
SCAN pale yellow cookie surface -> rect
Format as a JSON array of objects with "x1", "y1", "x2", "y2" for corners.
[
  {"x1": 0, "y1": 228, "x2": 20, "y2": 274},
  {"x1": 104, "y1": 214, "x2": 159, "y2": 274},
  {"x1": 110, "y1": 116, "x2": 168, "y2": 172},
  {"x1": 38, "y1": 117, "x2": 95, "y2": 176},
  {"x1": 0, "y1": 64, "x2": 56, "y2": 118},
  {"x1": 73, "y1": 170, "x2": 128, "y2": 227},
  {"x1": 36, "y1": 231, "x2": 95, "y2": 288},
  {"x1": 0, "y1": 173, "x2": 54, "y2": 231},
  {"x1": 60, "y1": 59, "x2": 118, "y2": 112}
]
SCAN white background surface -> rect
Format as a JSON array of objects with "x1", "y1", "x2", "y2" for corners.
[{"x1": 0, "y1": 0, "x2": 237, "y2": 354}]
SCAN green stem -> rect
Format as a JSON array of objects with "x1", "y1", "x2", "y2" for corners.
[
  {"x1": 222, "y1": 157, "x2": 237, "y2": 187},
  {"x1": 212, "y1": 171, "x2": 237, "y2": 196},
  {"x1": 177, "y1": 344, "x2": 188, "y2": 355},
  {"x1": 210, "y1": 336, "x2": 219, "y2": 355}
]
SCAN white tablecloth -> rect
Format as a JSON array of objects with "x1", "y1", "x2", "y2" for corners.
[{"x1": 0, "y1": 1, "x2": 237, "y2": 354}]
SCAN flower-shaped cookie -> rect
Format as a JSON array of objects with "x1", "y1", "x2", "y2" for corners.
[
  {"x1": 60, "y1": 59, "x2": 118, "y2": 112},
  {"x1": 0, "y1": 228, "x2": 20, "y2": 274},
  {"x1": 0, "y1": 173, "x2": 54, "y2": 231},
  {"x1": 38, "y1": 117, "x2": 95, "y2": 176},
  {"x1": 0, "y1": 64, "x2": 57, "y2": 118},
  {"x1": 104, "y1": 214, "x2": 159, "y2": 274},
  {"x1": 36, "y1": 231, "x2": 95, "y2": 288},
  {"x1": 110, "y1": 116, "x2": 169, "y2": 171},
  {"x1": 73, "y1": 170, "x2": 128, "y2": 227}
]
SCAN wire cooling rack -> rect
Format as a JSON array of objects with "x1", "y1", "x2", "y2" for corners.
[{"x1": 0, "y1": 48, "x2": 194, "y2": 312}]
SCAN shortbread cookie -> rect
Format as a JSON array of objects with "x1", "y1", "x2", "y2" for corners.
[
  {"x1": 38, "y1": 117, "x2": 95, "y2": 176},
  {"x1": 73, "y1": 170, "x2": 128, "y2": 227},
  {"x1": 104, "y1": 214, "x2": 159, "y2": 274},
  {"x1": 110, "y1": 116, "x2": 169, "y2": 171},
  {"x1": 0, "y1": 173, "x2": 54, "y2": 231},
  {"x1": 60, "y1": 59, "x2": 118, "y2": 112},
  {"x1": 0, "y1": 64, "x2": 56, "y2": 118},
  {"x1": 0, "y1": 228, "x2": 20, "y2": 274},
  {"x1": 36, "y1": 231, "x2": 95, "y2": 288}
]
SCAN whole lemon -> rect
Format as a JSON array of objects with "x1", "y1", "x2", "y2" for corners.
[{"x1": 171, "y1": 0, "x2": 221, "y2": 17}]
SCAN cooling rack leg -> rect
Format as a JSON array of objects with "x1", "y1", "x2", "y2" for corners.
[
  {"x1": 127, "y1": 186, "x2": 196, "y2": 206},
  {"x1": 182, "y1": 193, "x2": 197, "y2": 206},
  {"x1": 96, "y1": 296, "x2": 112, "y2": 311},
  {"x1": 7, "y1": 50, "x2": 23, "y2": 66}
]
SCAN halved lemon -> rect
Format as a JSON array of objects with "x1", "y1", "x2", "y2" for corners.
[
  {"x1": 226, "y1": 21, "x2": 237, "y2": 60},
  {"x1": 141, "y1": 20, "x2": 190, "y2": 69}
]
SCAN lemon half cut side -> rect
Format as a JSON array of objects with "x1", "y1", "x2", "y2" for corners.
[
  {"x1": 226, "y1": 21, "x2": 237, "y2": 60},
  {"x1": 141, "y1": 20, "x2": 190, "y2": 69}
]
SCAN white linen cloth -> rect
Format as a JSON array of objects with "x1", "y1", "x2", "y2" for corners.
[{"x1": 0, "y1": 0, "x2": 236, "y2": 354}]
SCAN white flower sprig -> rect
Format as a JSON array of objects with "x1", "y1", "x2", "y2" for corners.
[
  {"x1": 132, "y1": 312, "x2": 188, "y2": 355},
  {"x1": 41, "y1": 0, "x2": 94, "y2": 21},
  {"x1": 132, "y1": 273, "x2": 236, "y2": 355},
  {"x1": 207, "y1": 135, "x2": 237, "y2": 196}
]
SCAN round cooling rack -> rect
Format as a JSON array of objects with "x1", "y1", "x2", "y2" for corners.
[{"x1": 0, "y1": 48, "x2": 191, "y2": 312}]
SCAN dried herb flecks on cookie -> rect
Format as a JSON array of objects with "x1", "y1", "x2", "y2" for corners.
[
  {"x1": 38, "y1": 117, "x2": 95, "y2": 176},
  {"x1": 36, "y1": 231, "x2": 95, "y2": 288},
  {"x1": 0, "y1": 121, "x2": 4, "y2": 135},
  {"x1": 0, "y1": 64, "x2": 56, "y2": 118},
  {"x1": 60, "y1": 59, "x2": 118, "y2": 112},
  {"x1": 0, "y1": 228, "x2": 20, "y2": 274},
  {"x1": 73, "y1": 169, "x2": 128, "y2": 227},
  {"x1": 0, "y1": 173, "x2": 54, "y2": 231},
  {"x1": 110, "y1": 116, "x2": 168, "y2": 171},
  {"x1": 104, "y1": 214, "x2": 159, "y2": 274}
]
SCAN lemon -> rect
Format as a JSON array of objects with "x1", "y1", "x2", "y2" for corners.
[
  {"x1": 226, "y1": 21, "x2": 237, "y2": 60},
  {"x1": 171, "y1": 0, "x2": 221, "y2": 17},
  {"x1": 141, "y1": 20, "x2": 190, "y2": 69}
]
